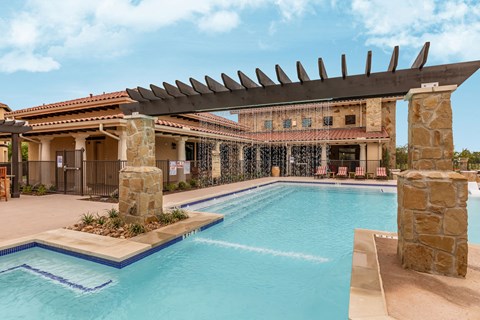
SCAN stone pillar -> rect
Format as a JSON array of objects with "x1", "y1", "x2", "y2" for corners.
[
  {"x1": 321, "y1": 144, "x2": 327, "y2": 167},
  {"x1": 366, "y1": 98, "x2": 382, "y2": 132},
  {"x1": 359, "y1": 143, "x2": 366, "y2": 169},
  {"x1": 39, "y1": 137, "x2": 53, "y2": 186},
  {"x1": 286, "y1": 144, "x2": 291, "y2": 176},
  {"x1": 238, "y1": 144, "x2": 245, "y2": 176},
  {"x1": 211, "y1": 142, "x2": 221, "y2": 179},
  {"x1": 176, "y1": 137, "x2": 187, "y2": 183},
  {"x1": 117, "y1": 130, "x2": 127, "y2": 161},
  {"x1": 119, "y1": 114, "x2": 163, "y2": 224},
  {"x1": 398, "y1": 85, "x2": 468, "y2": 277}
]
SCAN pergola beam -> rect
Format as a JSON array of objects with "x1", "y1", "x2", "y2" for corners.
[{"x1": 122, "y1": 43, "x2": 480, "y2": 117}]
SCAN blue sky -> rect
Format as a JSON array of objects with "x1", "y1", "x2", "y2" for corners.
[{"x1": 0, "y1": 0, "x2": 479, "y2": 149}]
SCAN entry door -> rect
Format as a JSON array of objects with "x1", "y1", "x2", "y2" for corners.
[{"x1": 56, "y1": 149, "x2": 84, "y2": 195}]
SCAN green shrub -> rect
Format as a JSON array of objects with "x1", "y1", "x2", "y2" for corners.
[
  {"x1": 127, "y1": 223, "x2": 145, "y2": 236},
  {"x1": 170, "y1": 207, "x2": 189, "y2": 220},
  {"x1": 157, "y1": 213, "x2": 175, "y2": 224},
  {"x1": 177, "y1": 181, "x2": 190, "y2": 190},
  {"x1": 107, "y1": 217, "x2": 123, "y2": 229},
  {"x1": 48, "y1": 185, "x2": 56, "y2": 192},
  {"x1": 189, "y1": 178, "x2": 198, "y2": 188},
  {"x1": 96, "y1": 214, "x2": 107, "y2": 225},
  {"x1": 165, "y1": 183, "x2": 177, "y2": 192},
  {"x1": 106, "y1": 208, "x2": 119, "y2": 219},
  {"x1": 36, "y1": 184, "x2": 47, "y2": 196},
  {"x1": 22, "y1": 185, "x2": 33, "y2": 194},
  {"x1": 81, "y1": 212, "x2": 95, "y2": 225}
]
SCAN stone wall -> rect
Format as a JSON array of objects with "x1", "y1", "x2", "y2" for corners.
[
  {"x1": 408, "y1": 91, "x2": 454, "y2": 171},
  {"x1": 397, "y1": 171, "x2": 468, "y2": 277},
  {"x1": 382, "y1": 101, "x2": 397, "y2": 168}
]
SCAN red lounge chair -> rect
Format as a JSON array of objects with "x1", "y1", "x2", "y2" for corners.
[
  {"x1": 355, "y1": 167, "x2": 366, "y2": 179},
  {"x1": 336, "y1": 166, "x2": 348, "y2": 179},
  {"x1": 0, "y1": 167, "x2": 7, "y2": 202},
  {"x1": 313, "y1": 166, "x2": 327, "y2": 179},
  {"x1": 376, "y1": 167, "x2": 388, "y2": 179}
]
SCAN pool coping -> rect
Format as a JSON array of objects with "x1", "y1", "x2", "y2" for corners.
[
  {"x1": 0, "y1": 211, "x2": 223, "y2": 269},
  {"x1": 174, "y1": 178, "x2": 397, "y2": 209},
  {"x1": 349, "y1": 228, "x2": 395, "y2": 320}
]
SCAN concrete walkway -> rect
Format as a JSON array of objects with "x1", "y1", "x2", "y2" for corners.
[{"x1": 0, "y1": 194, "x2": 117, "y2": 241}]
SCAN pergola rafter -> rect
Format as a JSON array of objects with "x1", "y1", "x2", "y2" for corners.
[{"x1": 122, "y1": 42, "x2": 480, "y2": 116}]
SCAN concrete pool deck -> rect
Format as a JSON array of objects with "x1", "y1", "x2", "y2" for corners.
[{"x1": 349, "y1": 229, "x2": 480, "y2": 320}]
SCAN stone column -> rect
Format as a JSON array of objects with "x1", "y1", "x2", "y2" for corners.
[
  {"x1": 458, "y1": 158, "x2": 468, "y2": 171},
  {"x1": 398, "y1": 85, "x2": 468, "y2": 277},
  {"x1": 321, "y1": 144, "x2": 327, "y2": 167},
  {"x1": 359, "y1": 143, "x2": 366, "y2": 169},
  {"x1": 211, "y1": 142, "x2": 221, "y2": 179},
  {"x1": 39, "y1": 137, "x2": 53, "y2": 186},
  {"x1": 366, "y1": 98, "x2": 382, "y2": 132},
  {"x1": 238, "y1": 144, "x2": 245, "y2": 176},
  {"x1": 119, "y1": 114, "x2": 163, "y2": 224},
  {"x1": 176, "y1": 137, "x2": 187, "y2": 183},
  {"x1": 286, "y1": 144, "x2": 291, "y2": 176}
]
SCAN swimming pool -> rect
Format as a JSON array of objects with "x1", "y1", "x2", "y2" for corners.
[{"x1": 0, "y1": 183, "x2": 479, "y2": 319}]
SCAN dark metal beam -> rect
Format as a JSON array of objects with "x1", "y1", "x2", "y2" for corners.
[
  {"x1": 341, "y1": 54, "x2": 347, "y2": 79},
  {"x1": 190, "y1": 78, "x2": 212, "y2": 94},
  {"x1": 412, "y1": 42, "x2": 430, "y2": 69},
  {"x1": 176, "y1": 80, "x2": 199, "y2": 96},
  {"x1": 238, "y1": 71, "x2": 260, "y2": 89},
  {"x1": 388, "y1": 46, "x2": 399, "y2": 72},
  {"x1": 205, "y1": 76, "x2": 229, "y2": 93},
  {"x1": 221, "y1": 73, "x2": 244, "y2": 90},
  {"x1": 255, "y1": 68, "x2": 275, "y2": 87},
  {"x1": 163, "y1": 82, "x2": 185, "y2": 98},
  {"x1": 126, "y1": 88, "x2": 148, "y2": 102},
  {"x1": 296, "y1": 61, "x2": 310, "y2": 82},
  {"x1": 275, "y1": 65, "x2": 292, "y2": 84},
  {"x1": 123, "y1": 61, "x2": 480, "y2": 116},
  {"x1": 318, "y1": 58, "x2": 328, "y2": 80},
  {"x1": 138, "y1": 87, "x2": 161, "y2": 100},
  {"x1": 365, "y1": 51, "x2": 372, "y2": 76},
  {"x1": 150, "y1": 84, "x2": 171, "y2": 99}
]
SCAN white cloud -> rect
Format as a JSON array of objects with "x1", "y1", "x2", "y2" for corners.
[
  {"x1": 0, "y1": 51, "x2": 60, "y2": 73},
  {"x1": 0, "y1": 0, "x2": 320, "y2": 73},
  {"x1": 198, "y1": 11, "x2": 241, "y2": 33},
  {"x1": 351, "y1": 0, "x2": 480, "y2": 62}
]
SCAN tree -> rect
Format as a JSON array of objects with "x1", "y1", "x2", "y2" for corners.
[
  {"x1": 396, "y1": 144, "x2": 408, "y2": 170},
  {"x1": 7, "y1": 142, "x2": 28, "y2": 161}
]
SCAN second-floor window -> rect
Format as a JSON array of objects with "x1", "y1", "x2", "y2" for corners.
[
  {"x1": 323, "y1": 116, "x2": 333, "y2": 126},
  {"x1": 302, "y1": 118, "x2": 312, "y2": 128},
  {"x1": 283, "y1": 119, "x2": 292, "y2": 128},
  {"x1": 264, "y1": 120, "x2": 273, "y2": 130},
  {"x1": 345, "y1": 115, "x2": 356, "y2": 125}
]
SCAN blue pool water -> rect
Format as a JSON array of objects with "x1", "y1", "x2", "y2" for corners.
[{"x1": 0, "y1": 183, "x2": 479, "y2": 320}]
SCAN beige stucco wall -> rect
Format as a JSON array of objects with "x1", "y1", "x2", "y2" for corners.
[
  {"x1": 155, "y1": 136, "x2": 181, "y2": 160},
  {"x1": 366, "y1": 142, "x2": 382, "y2": 173}
]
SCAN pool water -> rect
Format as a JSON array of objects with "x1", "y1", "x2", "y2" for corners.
[{"x1": 0, "y1": 183, "x2": 479, "y2": 319}]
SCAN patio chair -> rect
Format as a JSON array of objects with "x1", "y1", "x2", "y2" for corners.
[
  {"x1": 355, "y1": 167, "x2": 366, "y2": 179},
  {"x1": 336, "y1": 166, "x2": 348, "y2": 179},
  {"x1": 375, "y1": 167, "x2": 388, "y2": 179},
  {"x1": 0, "y1": 167, "x2": 7, "y2": 202},
  {"x1": 313, "y1": 166, "x2": 327, "y2": 179}
]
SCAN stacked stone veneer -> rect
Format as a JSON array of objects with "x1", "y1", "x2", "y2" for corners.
[
  {"x1": 397, "y1": 171, "x2": 468, "y2": 276},
  {"x1": 119, "y1": 115, "x2": 163, "y2": 224},
  {"x1": 398, "y1": 85, "x2": 468, "y2": 277},
  {"x1": 366, "y1": 98, "x2": 382, "y2": 132}
]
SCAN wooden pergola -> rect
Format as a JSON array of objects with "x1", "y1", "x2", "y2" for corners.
[
  {"x1": 0, "y1": 119, "x2": 32, "y2": 198},
  {"x1": 121, "y1": 42, "x2": 480, "y2": 116}
]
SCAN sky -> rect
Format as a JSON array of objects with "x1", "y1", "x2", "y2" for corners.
[{"x1": 0, "y1": 0, "x2": 479, "y2": 150}]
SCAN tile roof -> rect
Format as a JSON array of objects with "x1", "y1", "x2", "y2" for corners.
[
  {"x1": 180, "y1": 113, "x2": 249, "y2": 131},
  {"x1": 244, "y1": 127, "x2": 389, "y2": 142},
  {"x1": 156, "y1": 119, "x2": 252, "y2": 140},
  {"x1": 29, "y1": 114, "x2": 125, "y2": 127},
  {"x1": 7, "y1": 91, "x2": 130, "y2": 116}
]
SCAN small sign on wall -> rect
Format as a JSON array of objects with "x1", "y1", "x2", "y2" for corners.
[
  {"x1": 176, "y1": 160, "x2": 184, "y2": 169},
  {"x1": 57, "y1": 155, "x2": 63, "y2": 168},
  {"x1": 169, "y1": 161, "x2": 177, "y2": 176},
  {"x1": 184, "y1": 161, "x2": 191, "y2": 175}
]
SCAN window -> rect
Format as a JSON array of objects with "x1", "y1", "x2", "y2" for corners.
[
  {"x1": 264, "y1": 120, "x2": 273, "y2": 130},
  {"x1": 302, "y1": 118, "x2": 312, "y2": 128},
  {"x1": 345, "y1": 115, "x2": 356, "y2": 125},
  {"x1": 283, "y1": 119, "x2": 292, "y2": 128},
  {"x1": 323, "y1": 116, "x2": 333, "y2": 126}
]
